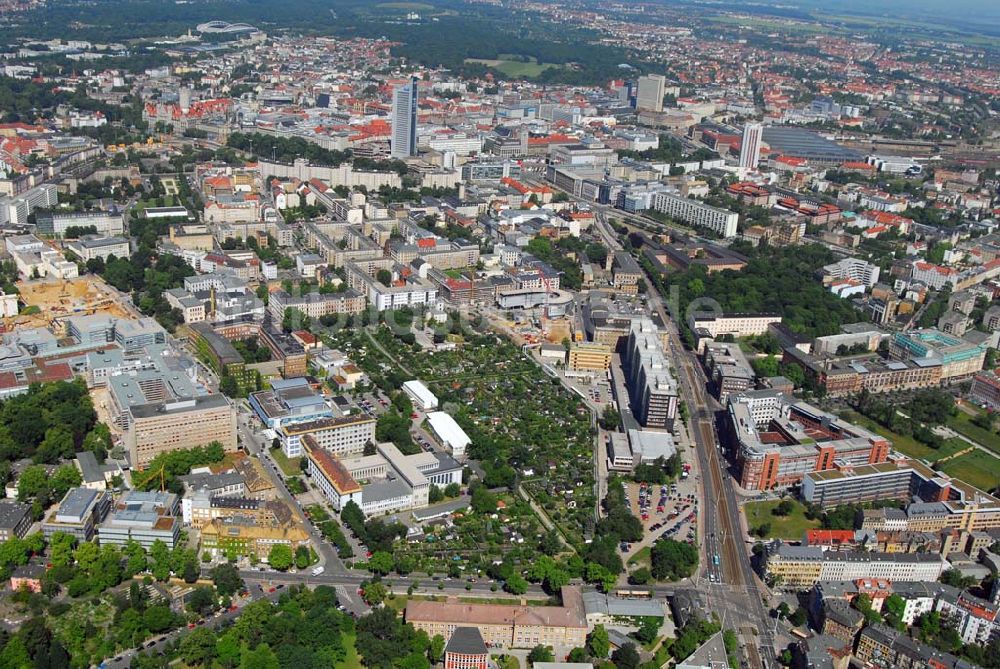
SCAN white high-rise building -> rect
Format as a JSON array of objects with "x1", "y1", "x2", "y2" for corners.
[
  {"x1": 635, "y1": 74, "x2": 667, "y2": 112},
  {"x1": 739, "y1": 122, "x2": 763, "y2": 171},
  {"x1": 391, "y1": 76, "x2": 419, "y2": 158}
]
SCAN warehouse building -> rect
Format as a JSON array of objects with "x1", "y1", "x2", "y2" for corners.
[{"x1": 426, "y1": 411, "x2": 471, "y2": 460}]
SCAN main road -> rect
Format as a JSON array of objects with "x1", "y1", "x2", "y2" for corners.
[
  {"x1": 641, "y1": 243, "x2": 776, "y2": 669},
  {"x1": 540, "y1": 177, "x2": 777, "y2": 667}
]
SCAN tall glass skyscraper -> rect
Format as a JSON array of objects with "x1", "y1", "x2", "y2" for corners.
[{"x1": 391, "y1": 76, "x2": 418, "y2": 158}]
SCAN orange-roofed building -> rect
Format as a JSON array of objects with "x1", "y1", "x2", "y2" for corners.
[
  {"x1": 727, "y1": 182, "x2": 772, "y2": 206},
  {"x1": 302, "y1": 436, "x2": 361, "y2": 511},
  {"x1": 841, "y1": 161, "x2": 876, "y2": 173},
  {"x1": 805, "y1": 529, "x2": 857, "y2": 550}
]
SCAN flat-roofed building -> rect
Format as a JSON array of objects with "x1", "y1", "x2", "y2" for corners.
[
  {"x1": 651, "y1": 191, "x2": 738, "y2": 238},
  {"x1": 127, "y1": 394, "x2": 238, "y2": 470},
  {"x1": 623, "y1": 318, "x2": 678, "y2": 430},
  {"x1": 889, "y1": 328, "x2": 986, "y2": 381},
  {"x1": 376, "y1": 441, "x2": 430, "y2": 508},
  {"x1": 729, "y1": 391, "x2": 890, "y2": 491},
  {"x1": 567, "y1": 342, "x2": 612, "y2": 374},
  {"x1": 42, "y1": 488, "x2": 111, "y2": 541},
  {"x1": 0, "y1": 501, "x2": 32, "y2": 541},
  {"x1": 612, "y1": 251, "x2": 643, "y2": 295},
  {"x1": 277, "y1": 414, "x2": 376, "y2": 458},
  {"x1": 971, "y1": 370, "x2": 1000, "y2": 410},
  {"x1": 249, "y1": 377, "x2": 332, "y2": 430},
  {"x1": 258, "y1": 324, "x2": 308, "y2": 378},
  {"x1": 66, "y1": 235, "x2": 130, "y2": 262},
  {"x1": 703, "y1": 341, "x2": 754, "y2": 403},
  {"x1": 687, "y1": 312, "x2": 783, "y2": 341},
  {"x1": 99, "y1": 491, "x2": 180, "y2": 549},
  {"x1": 402, "y1": 379, "x2": 438, "y2": 410},
  {"x1": 405, "y1": 586, "x2": 588, "y2": 649},
  {"x1": 426, "y1": 411, "x2": 471, "y2": 460},
  {"x1": 35, "y1": 210, "x2": 125, "y2": 237},
  {"x1": 802, "y1": 461, "x2": 921, "y2": 508},
  {"x1": 189, "y1": 322, "x2": 255, "y2": 393}
]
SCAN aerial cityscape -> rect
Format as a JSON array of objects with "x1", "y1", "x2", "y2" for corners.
[{"x1": 0, "y1": 0, "x2": 996, "y2": 668}]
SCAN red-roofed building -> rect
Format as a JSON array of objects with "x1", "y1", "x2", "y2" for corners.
[
  {"x1": 727, "y1": 182, "x2": 772, "y2": 206},
  {"x1": 805, "y1": 529, "x2": 857, "y2": 551},
  {"x1": 841, "y1": 161, "x2": 876, "y2": 173},
  {"x1": 774, "y1": 155, "x2": 808, "y2": 169},
  {"x1": 302, "y1": 436, "x2": 361, "y2": 511},
  {"x1": 912, "y1": 261, "x2": 958, "y2": 289}
]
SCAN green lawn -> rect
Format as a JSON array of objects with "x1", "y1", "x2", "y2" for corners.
[
  {"x1": 841, "y1": 411, "x2": 961, "y2": 461},
  {"x1": 939, "y1": 450, "x2": 1000, "y2": 493},
  {"x1": 744, "y1": 499, "x2": 821, "y2": 541},
  {"x1": 628, "y1": 546, "x2": 651, "y2": 567},
  {"x1": 336, "y1": 631, "x2": 363, "y2": 669},
  {"x1": 464, "y1": 57, "x2": 559, "y2": 78},
  {"x1": 948, "y1": 412, "x2": 1000, "y2": 456},
  {"x1": 269, "y1": 448, "x2": 301, "y2": 477}
]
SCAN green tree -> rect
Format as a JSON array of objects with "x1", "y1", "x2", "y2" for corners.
[
  {"x1": 611, "y1": 642, "x2": 640, "y2": 669},
  {"x1": 773, "y1": 500, "x2": 794, "y2": 517},
  {"x1": 267, "y1": 544, "x2": 293, "y2": 571},
  {"x1": 211, "y1": 563, "x2": 244, "y2": 597},
  {"x1": 143, "y1": 604, "x2": 175, "y2": 633},
  {"x1": 180, "y1": 626, "x2": 218, "y2": 666},
  {"x1": 219, "y1": 375, "x2": 239, "y2": 398},
  {"x1": 883, "y1": 594, "x2": 906, "y2": 628},
  {"x1": 587, "y1": 624, "x2": 610, "y2": 659},
  {"x1": 634, "y1": 617, "x2": 660, "y2": 644},
  {"x1": 361, "y1": 580, "x2": 387, "y2": 606},
  {"x1": 505, "y1": 574, "x2": 528, "y2": 595},
  {"x1": 650, "y1": 539, "x2": 699, "y2": 581},
  {"x1": 429, "y1": 634, "x2": 445, "y2": 664},
  {"x1": 294, "y1": 545, "x2": 311, "y2": 569},
  {"x1": 528, "y1": 645, "x2": 554, "y2": 664},
  {"x1": 368, "y1": 551, "x2": 394, "y2": 575},
  {"x1": 183, "y1": 558, "x2": 199, "y2": 583},
  {"x1": 35, "y1": 426, "x2": 75, "y2": 463},
  {"x1": 17, "y1": 465, "x2": 49, "y2": 502},
  {"x1": 187, "y1": 586, "x2": 216, "y2": 615},
  {"x1": 240, "y1": 643, "x2": 280, "y2": 669}
]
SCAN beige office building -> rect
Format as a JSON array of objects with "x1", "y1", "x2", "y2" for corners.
[
  {"x1": 567, "y1": 343, "x2": 613, "y2": 372},
  {"x1": 636, "y1": 74, "x2": 667, "y2": 112},
  {"x1": 126, "y1": 394, "x2": 238, "y2": 469},
  {"x1": 405, "y1": 587, "x2": 587, "y2": 649}
]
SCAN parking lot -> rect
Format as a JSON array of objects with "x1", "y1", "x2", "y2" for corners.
[{"x1": 620, "y1": 466, "x2": 700, "y2": 564}]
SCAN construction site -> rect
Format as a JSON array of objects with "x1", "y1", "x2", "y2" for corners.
[{"x1": 6, "y1": 276, "x2": 134, "y2": 330}]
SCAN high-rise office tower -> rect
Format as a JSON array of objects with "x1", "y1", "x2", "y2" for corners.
[
  {"x1": 635, "y1": 74, "x2": 667, "y2": 112},
  {"x1": 739, "y1": 122, "x2": 763, "y2": 171},
  {"x1": 390, "y1": 76, "x2": 419, "y2": 158}
]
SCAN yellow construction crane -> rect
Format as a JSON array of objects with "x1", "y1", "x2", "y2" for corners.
[{"x1": 139, "y1": 464, "x2": 167, "y2": 492}]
